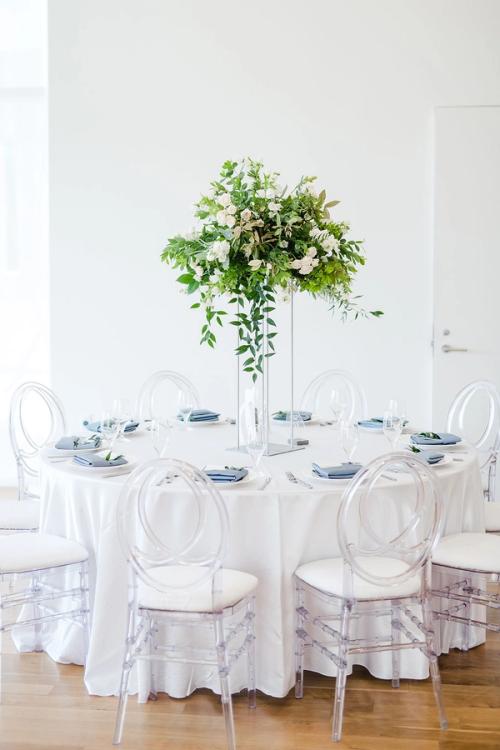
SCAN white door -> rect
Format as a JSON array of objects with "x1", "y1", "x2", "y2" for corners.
[{"x1": 433, "y1": 106, "x2": 500, "y2": 431}]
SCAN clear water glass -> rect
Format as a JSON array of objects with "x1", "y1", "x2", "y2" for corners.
[
  {"x1": 177, "y1": 390, "x2": 193, "y2": 430},
  {"x1": 240, "y1": 398, "x2": 265, "y2": 473},
  {"x1": 383, "y1": 411, "x2": 404, "y2": 449},
  {"x1": 100, "y1": 410, "x2": 120, "y2": 449},
  {"x1": 340, "y1": 421, "x2": 359, "y2": 463}
]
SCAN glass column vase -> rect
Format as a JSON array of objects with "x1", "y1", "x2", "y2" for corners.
[{"x1": 231, "y1": 289, "x2": 304, "y2": 457}]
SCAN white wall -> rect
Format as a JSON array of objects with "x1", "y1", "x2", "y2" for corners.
[{"x1": 48, "y1": 0, "x2": 500, "y2": 431}]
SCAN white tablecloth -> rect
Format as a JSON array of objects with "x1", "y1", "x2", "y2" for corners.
[{"x1": 17, "y1": 423, "x2": 485, "y2": 699}]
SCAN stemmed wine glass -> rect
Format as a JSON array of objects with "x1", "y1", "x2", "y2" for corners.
[
  {"x1": 99, "y1": 410, "x2": 121, "y2": 451},
  {"x1": 383, "y1": 410, "x2": 405, "y2": 450},
  {"x1": 177, "y1": 390, "x2": 193, "y2": 430},
  {"x1": 112, "y1": 397, "x2": 133, "y2": 441},
  {"x1": 329, "y1": 389, "x2": 346, "y2": 427},
  {"x1": 149, "y1": 419, "x2": 171, "y2": 457},
  {"x1": 340, "y1": 420, "x2": 360, "y2": 463}
]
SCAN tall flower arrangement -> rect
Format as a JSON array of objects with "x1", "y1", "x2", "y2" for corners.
[{"x1": 162, "y1": 158, "x2": 381, "y2": 381}]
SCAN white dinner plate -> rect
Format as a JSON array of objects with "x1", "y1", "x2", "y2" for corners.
[
  {"x1": 272, "y1": 416, "x2": 319, "y2": 427},
  {"x1": 43, "y1": 442, "x2": 104, "y2": 458},
  {"x1": 309, "y1": 470, "x2": 358, "y2": 483},
  {"x1": 66, "y1": 454, "x2": 137, "y2": 476},
  {"x1": 203, "y1": 467, "x2": 257, "y2": 487}
]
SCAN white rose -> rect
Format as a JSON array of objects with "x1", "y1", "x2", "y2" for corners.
[
  {"x1": 290, "y1": 259, "x2": 302, "y2": 270},
  {"x1": 219, "y1": 193, "x2": 231, "y2": 207},
  {"x1": 216, "y1": 210, "x2": 227, "y2": 225},
  {"x1": 232, "y1": 226, "x2": 242, "y2": 239},
  {"x1": 248, "y1": 259, "x2": 263, "y2": 270},
  {"x1": 268, "y1": 202, "x2": 281, "y2": 213},
  {"x1": 241, "y1": 208, "x2": 252, "y2": 222},
  {"x1": 310, "y1": 226, "x2": 322, "y2": 239},
  {"x1": 226, "y1": 203, "x2": 237, "y2": 215},
  {"x1": 307, "y1": 247, "x2": 317, "y2": 257},
  {"x1": 193, "y1": 265, "x2": 203, "y2": 281},
  {"x1": 226, "y1": 214, "x2": 236, "y2": 227},
  {"x1": 280, "y1": 240, "x2": 288, "y2": 248}
]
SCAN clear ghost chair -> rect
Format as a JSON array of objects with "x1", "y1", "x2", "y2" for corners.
[
  {"x1": 6, "y1": 381, "x2": 67, "y2": 531},
  {"x1": 447, "y1": 380, "x2": 500, "y2": 501},
  {"x1": 0, "y1": 531, "x2": 89, "y2": 683},
  {"x1": 294, "y1": 452, "x2": 447, "y2": 742},
  {"x1": 113, "y1": 458, "x2": 258, "y2": 749},
  {"x1": 136, "y1": 370, "x2": 200, "y2": 422},
  {"x1": 300, "y1": 369, "x2": 368, "y2": 424}
]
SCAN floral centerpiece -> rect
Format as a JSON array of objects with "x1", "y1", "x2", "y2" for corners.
[{"x1": 162, "y1": 158, "x2": 381, "y2": 381}]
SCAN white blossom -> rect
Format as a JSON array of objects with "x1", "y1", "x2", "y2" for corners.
[
  {"x1": 226, "y1": 203, "x2": 237, "y2": 215},
  {"x1": 216, "y1": 210, "x2": 227, "y2": 225},
  {"x1": 226, "y1": 214, "x2": 236, "y2": 227},
  {"x1": 207, "y1": 239, "x2": 230, "y2": 263},
  {"x1": 241, "y1": 208, "x2": 252, "y2": 222},
  {"x1": 193, "y1": 265, "x2": 203, "y2": 281},
  {"x1": 306, "y1": 246, "x2": 317, "y2": 258},
  {"x1": 268, "y1": 201, "x2": 281, "y2": 214},
  {"x1": 248, "y1": 258, "x2": 263, "y2": 270},
  {"x1": 310, "y1": 226, "x2": 322, "y2": 239},
  {"x1": 219, "y1": 193, "x2": 232, "y2": 207},
  {"x1": 232, "y1": 226, "x2": 242, "y2": 239}
]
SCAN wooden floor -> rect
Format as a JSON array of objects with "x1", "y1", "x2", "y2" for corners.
[{"x1": 0, "y1": 633, "x2": 500, "y2": 750}]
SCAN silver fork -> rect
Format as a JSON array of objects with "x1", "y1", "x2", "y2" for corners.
[{"x1": 286, "y1": 471, "x2": 313, "y2": 489}]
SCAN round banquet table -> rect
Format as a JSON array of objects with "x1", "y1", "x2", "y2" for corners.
[{"x1": 15, "y1": 421, "x2": 486, "y2": 700}]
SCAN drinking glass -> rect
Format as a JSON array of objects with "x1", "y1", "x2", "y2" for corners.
[
  {"x1": 149, "y1": 419, "x2": 171, "y2": 457},
  {"x1": 177, "y1": 390, "x2": 193, "y2": 430},
  {"x1": 340, "y1": 421, "x2": 359, "y2": 463},
  {"x1": 329, "y1": 389, "x2": 346, "y2": 427},
  {"x1": 112, "y1": 397, "x2": 133, "y2": 440},
  {"x1": 100, "y1": 410, "x2": 120, "y2": 449},
  {"x1": 383, "y1": 411, "x2": 404, "y2": 449}
]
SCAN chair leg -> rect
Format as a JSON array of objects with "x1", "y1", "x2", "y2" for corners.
[
  {"x1": 112, "y1": 607, "x2": 136, "y2": 745},
  {"x1": 422, "y1": 594, "x2": 448, "y2": 730},
  {"x1": 461, "y1": 577, "x2": 472, "y2": 652},
  {"x1": 80, "y1": 563, "x2": 90, "y2": 667},
  {"x1": 332, "y1": 602, "x2": 351, "y2": 742},
  {"x1": 246, "y1": 596, "x2": 256, "y2": 709},
  {"x1": 148, "y1": 614, "x2": 158, "y2": 702},
  {"x1": 391, "y1": 603, "x2": 401, "y2": 688},
  {"x1": 31, "y1": 573, "x2": 43, "y2": 652},
  {"x1": 214, "y1": 614, "x2": 236, "y2": 750},
  {"x1": 295, "y1": 582, "x2": 305, "y2": 699}
]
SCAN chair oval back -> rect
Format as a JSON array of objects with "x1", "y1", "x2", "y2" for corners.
[
  {"x1": 9, "y1": 381, "x2": 67, "y2": 499},
  {"x1": 300, "y1": 369, "x2": 367, "y2": 422},
  {"x1": 136, "y1": 370, "x2": 200, "y2": 421},
  {"x1": 117, "y1": 458, "x2": 229, "y2": 596},
  {"x1": 447, "y1": 380, "x2": 500, "y2": 456},
  {"x1": 337, "y1": 452, "x2": 442, "y2": 591}
]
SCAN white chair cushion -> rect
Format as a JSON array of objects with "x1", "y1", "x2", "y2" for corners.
[
  {"x1": 295, "y1": 557, "x2": 421, "y2": 600},
  {"x1": 138, "y1": 566, "x2": 258, "y2": 613},
  {"x1": 485, "y1": 501, "x2": 500, "y2": 532},
  {"x1": 0, "y1": 533, "x2": 88, "y2": 574},
  {"x1": 0, "y1": 498, "x2": 39, "y2": 530},
  {"x1": 432, "y1": 532, "x2": 500, "y2": 573}
]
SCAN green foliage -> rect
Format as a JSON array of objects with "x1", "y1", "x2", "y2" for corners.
[{"x1": 161, "y1": 158, "x2": 381, "y2": 379}]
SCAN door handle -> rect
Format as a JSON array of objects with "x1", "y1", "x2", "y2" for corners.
[{"x1": 441, "y1": 344, "x2": 468, "y2": 353}]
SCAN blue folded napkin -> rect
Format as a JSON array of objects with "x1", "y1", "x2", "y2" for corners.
[
  {"x1": 312, "y1": 462, "x2": 362, "y2": 479},
  {"x1": 410, "y1": 432, "x2": 461, "y2": 446},
  {"x1": 272, "y1": 410, "x2": 312, "y2": 422},
  {"x1": 204, "y1": 467, "x2": 248, "y2": 483},
  {"x1": 357, "y1": 417, "x2": 383, "y2": 429},
  {"x1": 73, "y1": 452, "x2": 128, "y2": 468},
  {"x1": 177, "y1": 409, "x2": 220, "y2": 423},
  {"x1": 416, "y1": 450, "x2": 445, "y2": 465},
  {"x1": 83, "y1": 420, "x2": 139, "y2": 433},
  {"x1": 55, "y1": 435, "x2": 101, "y2": 450}
]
